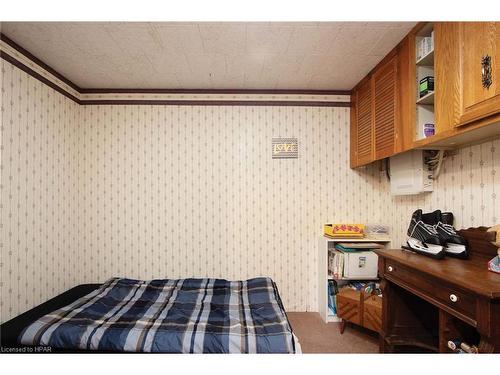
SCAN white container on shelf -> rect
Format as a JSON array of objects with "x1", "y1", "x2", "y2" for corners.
[{"x1": 342, "y1": 251, "x2": 378, "y2": 279}]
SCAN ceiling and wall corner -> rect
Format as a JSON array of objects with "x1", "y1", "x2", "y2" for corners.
[
  {"x1": 0, "y1": 22, "x2": 416, "y2": 91},
  {"x1": 0, "y1": 32, "x2": 351, "y2": 106}
]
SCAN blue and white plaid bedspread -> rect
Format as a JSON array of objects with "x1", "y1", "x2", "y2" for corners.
[{"x1": 19, "y1": 277, "x2": 296, "y2": 353}]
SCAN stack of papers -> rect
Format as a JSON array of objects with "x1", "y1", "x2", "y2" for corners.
[{"x1": 335, "y1": 242, "x2": 385, "y2": 252}]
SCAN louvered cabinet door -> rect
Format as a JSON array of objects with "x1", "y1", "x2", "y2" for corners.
[
  {"x1": 355, "y1": 78, "x2": 374, "y2": 166},
  {"x1": 373, "y1": 56, "x2": 397, "y2": 160}
]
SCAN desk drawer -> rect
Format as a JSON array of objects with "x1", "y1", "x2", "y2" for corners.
[{"x1": 383, "y1": 261, "x2": 476, "y2": 322}]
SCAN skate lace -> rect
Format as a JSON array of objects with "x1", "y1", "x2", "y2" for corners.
[
  {"x1": 423, "y1": 222, "x2": 438, "y2": 234},
  {"x1": 439, "y1": 222, "x2": 457, "y2": 234}
]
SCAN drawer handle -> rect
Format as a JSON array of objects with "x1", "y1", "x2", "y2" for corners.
[
  {"x1": 449, "y1": 294, "x2": 459, "y2": 303},
  {"x1": 387, "y1": 266, "x2": 393, "y2": 272}
]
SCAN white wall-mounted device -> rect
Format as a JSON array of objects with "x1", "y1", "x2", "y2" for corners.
[{"x1": 389, "y1": 150, "x2": 433, "y2": 196}]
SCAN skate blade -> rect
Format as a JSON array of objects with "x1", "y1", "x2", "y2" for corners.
[
  {"x1": 445, "y1": 244, "x2": 467, "y2": 254},
  {"x1": 407, "y1": 238, "x2": 444, "y2": 254}
]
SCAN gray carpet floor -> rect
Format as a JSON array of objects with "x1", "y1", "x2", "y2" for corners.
[{"x1": 287, "y1": 312, "x2": 379, "y2": 353}]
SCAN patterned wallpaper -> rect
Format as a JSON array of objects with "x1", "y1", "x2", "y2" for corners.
[
  {"x1": 390, "y1": 140, "x2": 499, "y2": 246},
  {"x1": 0, "y1": 59, "x2": 80, "y2": 322},
  {"x1": 78, "y1": 104, "x2": 392, "y2": 313},
  {"x1": 1, "y1": 58, "x2": 499, "y2": 322}
]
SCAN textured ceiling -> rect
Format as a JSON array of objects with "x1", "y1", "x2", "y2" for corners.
[{"x1": 0, "y1": 22, "x2": 416, "y2": 90}]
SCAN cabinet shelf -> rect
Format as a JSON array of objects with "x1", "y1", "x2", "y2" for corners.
[
  {"x1": 416, "y1": 91, "x2": 435, "y2": 105},
  {"x1": 416, "y1": 49, "x2": 434, "y2": 66}
]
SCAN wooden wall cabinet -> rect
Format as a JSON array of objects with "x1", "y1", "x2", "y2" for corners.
[
  {"x1": 350, "y1": 22, "x2": 500, "y2": 168},
  {"x1": 458, "y1": 22, "x2": 500, "y2": 126},
  {"x1": 417, "y1": 21, "x2": 500, "y2": 148}
]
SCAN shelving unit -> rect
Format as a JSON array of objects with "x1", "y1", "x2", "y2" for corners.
[
  {"x1": 318, "y1": 235, "x2": 391, "y2": 323},
  {"x1": 415, "y1": 22, "x2": 435, "y2": 142}
]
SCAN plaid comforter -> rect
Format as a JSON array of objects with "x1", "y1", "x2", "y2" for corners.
[{"x1": 19, "y1": 277, "x2": 296, "y2": 353}]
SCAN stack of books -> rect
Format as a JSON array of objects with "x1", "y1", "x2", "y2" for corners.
[
  {"x1": 335, "y1": 242, "x2": 385, "y2": 252},
  {"x1": 328, "y1": 249, "x2": 345, "y2": 279}
]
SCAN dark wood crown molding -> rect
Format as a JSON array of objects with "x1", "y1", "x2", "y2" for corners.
[
  {"x1": 0, "y1": 50, "x2": 81, "y2": 104},
  {"x1": 1, "y1": 32, "x2": 352, "y2": 105},
  {"x1": 0, "y1": 32, "x2": 82, "y2": 92}
]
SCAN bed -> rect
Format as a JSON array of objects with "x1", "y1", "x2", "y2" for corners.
[{"x1": 1, "y1": 277, "x2": 298, "y2": 353}]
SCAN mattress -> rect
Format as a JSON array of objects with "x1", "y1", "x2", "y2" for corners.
[{"x1": 14, "y1": 277, "x2": 296, "y2": 353}]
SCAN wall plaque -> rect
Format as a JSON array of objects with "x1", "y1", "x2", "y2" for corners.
[{"x1": 272, "y1": 138, "x2": 298, "y2": 159}]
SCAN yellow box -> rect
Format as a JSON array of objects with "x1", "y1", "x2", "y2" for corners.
[{"x1": 324, "y1": 223, "x2": 365, "y2": 238}]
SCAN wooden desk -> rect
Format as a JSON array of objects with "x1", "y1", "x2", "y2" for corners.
[{"x1": 375, "y1": 228, "x2": 500, "y2": 353}]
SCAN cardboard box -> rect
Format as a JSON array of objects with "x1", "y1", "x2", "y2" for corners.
[{"x1": 324, "y1": 223, "x2": 365, "y2": 238}]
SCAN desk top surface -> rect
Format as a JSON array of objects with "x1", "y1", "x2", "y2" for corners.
[{"x1": 376, "y1": 248, "x2": 500, "y2": 299}]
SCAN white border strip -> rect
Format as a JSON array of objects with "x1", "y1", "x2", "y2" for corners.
[{"x1": 80, "y1": 92, "x2": 350, "y2": 102}]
